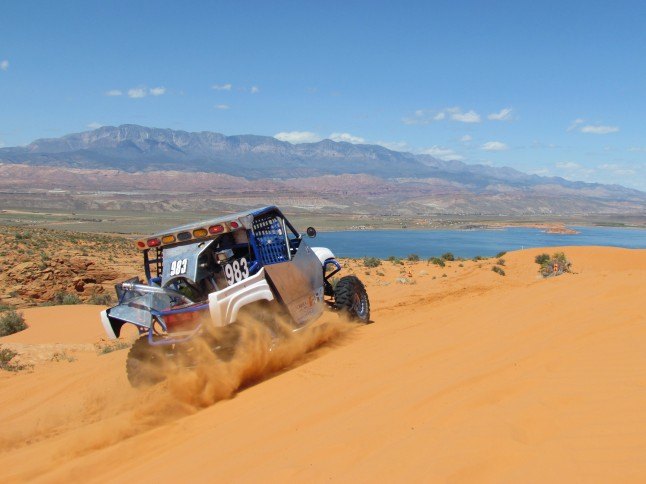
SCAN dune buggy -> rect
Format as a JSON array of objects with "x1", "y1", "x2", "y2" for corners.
[{"x1": 100, "y1": 206, "x2": 370, "y2": 386}]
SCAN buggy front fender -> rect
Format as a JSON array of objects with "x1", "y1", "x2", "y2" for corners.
[
  {"x1": 100, "y1": 310, "x2": 118, "y2": 339},
  {"x1": 208, "y1": 268, "x2": 274, "y2": 327}
]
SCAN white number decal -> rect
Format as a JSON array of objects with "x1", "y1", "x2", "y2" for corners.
[
  {"x1": 169, "y1": 258, "x2": 188, "y2": 276},
  {"x1": 224, "y1": 257, "x2": 250, "y2": 285}
]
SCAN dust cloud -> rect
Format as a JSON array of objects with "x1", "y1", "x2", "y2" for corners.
[{"x1": 1, "y1": 314, "x2": 355, "y2": 479}]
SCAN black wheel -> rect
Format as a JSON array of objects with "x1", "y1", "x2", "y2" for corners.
[
  {"x1": 334, "y1": 275, "x2": 371, "y2": 323},
  {"x1": 126, "y1": 337, "x2": 166, "y2": 387}
]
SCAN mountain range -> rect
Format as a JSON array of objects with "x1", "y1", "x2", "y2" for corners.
[{"x1": 0, "y1": 124, "x2": 644, "y2": 216}]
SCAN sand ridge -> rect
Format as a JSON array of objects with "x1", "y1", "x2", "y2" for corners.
[{"x1": 0, "y1": 246, "x2": 645, "y2": 481}]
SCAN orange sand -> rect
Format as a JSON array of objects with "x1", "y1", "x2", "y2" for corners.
[{"x1": 0, "y1": 246, "x2": 645, "y2": 482}]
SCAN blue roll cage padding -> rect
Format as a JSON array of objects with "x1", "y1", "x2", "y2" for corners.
[
  {"x1": 252, "y1": 216, "x2": 289, "y2": 265},
  {"x1": 323, "y1": 258, "x2": 342, "y2": 281}
]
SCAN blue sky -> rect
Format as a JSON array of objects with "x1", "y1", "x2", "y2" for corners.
[{"x1": 1, "y1": 1, "x2": 645, "y2": 189}]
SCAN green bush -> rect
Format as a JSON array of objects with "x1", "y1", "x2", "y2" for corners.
[
  {"x1": 497, "y1": 258, "x2": 506, "y2": 266},
  {"x1": 362, "y1": 257, "x2": 382, "y2": 268},
  {"x1": 492, "y1": 266, "x2": 506, "y2": 276},
  {"x1": 52, "y1": 292, "x2": 81, "y2": 305},
  {"x1": 428, "y1": 257, "x2": 445, "y2": 267},
  {"x1": 535, "y1": 253, "x2": 550, "y2": 265},
  {"x1": 88, "y1": 293, "x2": 113, "y2": 305},
  {"x1": 0, "y1": 345, "x2": 30, "y2": 371},
  {"x1": 0, "y1": 311, "x2": 28, "y2": 337},
  {"x1": 473, "y1": 255, "x2": 486, "y2": 261},
  {"x1": 407, "y1": 254, "x2": 420, "y2": 262},
  {"x1": 495, "y1": 251, "x2": 507, "y2": 258},
  {"x1": 538, "y1": 252, "x2": 572, "y2": 277},
  {"x1": 441, "y1": 252, "x2": 455, "y2": 261}
]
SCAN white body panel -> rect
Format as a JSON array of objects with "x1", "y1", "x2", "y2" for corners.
[
  {"x1": 311, "y1": 247, "x2": 336, "y2": 265},
  {"x1": 208, "y1": 268, "x2": 274, "y2": 327},
  {"x1": 100, "y1": 309, "x2": 117, "y2": 340}
]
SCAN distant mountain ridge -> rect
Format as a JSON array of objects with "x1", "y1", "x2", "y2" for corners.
[
  {"x1": 0, "y1": 124, "x2": 644, "y2": 216},
  {"x1": 0, "y1": 124, "x2": 639, "y2": 196}
]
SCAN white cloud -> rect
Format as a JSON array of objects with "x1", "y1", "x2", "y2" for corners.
[
  {"x1": 460, "y1": 134, "x2": 472, "y2": 142},
  {"x1": 567, "y1": 118, "x2": 585, "y2": 131},
  {"x1": 212, "y1": 83, "x2": 232, "y2": 91},
  {"x1": 452, "y1": 110, "x2": 481, "y2": 123},
  {"x1": 274, "y1": 131, "x2": 322, "y2": 143},
  {"x1": 215, "y1": 104, "x2": 230, "y2": 110},
  {"x1": 488, "y1": 107, "x2": 513, "y2": 121},
  {"x1": 402, "y1": 110, "x2": 433, "y2": 125},
  {"x1": 580, "y1": 124, "x2": 619, "y2": 134},
  {"x1": 419, "y1": 146, "x2": 464, "y2": 161},
  {"x1": 0, "y1": 60, "x2": 8, "y2": 71},
  {"x1": 149, "y1": 87, "x2": 166, "y2": 96},
  {"x1": 403, "y1": 107, "x2": 480, "y2": 125},
  {"x1": 329, "y1": 132, "x2": 365, "y2": 144},
  {"x1": 567, "y1": 118, "x2": 619, "y2": 134},
  {"x1": 481, "y1": 141, "x2": 508, "y2": 151},
  {"x1": 599, "y1": 163, "x2": 636, "y2": 175},
  {"x1": 250, "y1": 86, "x2": 260, "y2": 94},
  {"x1": 105, "y1": 89, "x2": 123, "y2": 96},
  {"x1": 87, "y1": 122, "x2": 103, "y2": 129},
  {"x1": 128, "y1": 87, "x2": 147, "y2": 99},
  {"x1": 555, "y1": 161, "x2": 581, "y2": 169},
  {"x1": 554, "y1": 161, "x2": 596, "y2": 180}
]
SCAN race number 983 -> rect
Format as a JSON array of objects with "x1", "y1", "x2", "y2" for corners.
[
  {"x1": 169, "y1": 258, "x2": 188, "y2": 276},
  {"x1": 224, "y1": 257, "x2": 249, "y2": 285}
]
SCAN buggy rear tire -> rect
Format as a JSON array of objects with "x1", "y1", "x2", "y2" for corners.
[
  {"x1": 126, "y1": 337, "x2": 166, "y2": 387},
  {"x1": 334, "y1": 275, "x2": 370, "y2": 323}
]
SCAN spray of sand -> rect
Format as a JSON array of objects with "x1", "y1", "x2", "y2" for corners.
[{"x1": 1, "y1": 314, "x2": 356, "y2": 480}]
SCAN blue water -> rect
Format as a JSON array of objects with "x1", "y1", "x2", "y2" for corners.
[{"x1": 313, "y1": 227, "x2": 646, "y2": 259}]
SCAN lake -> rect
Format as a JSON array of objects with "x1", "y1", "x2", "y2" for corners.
[{"x1": 312, "y1": 226, "x2": 646, "y2": 258}]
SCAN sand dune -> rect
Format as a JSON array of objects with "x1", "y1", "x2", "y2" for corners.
[{"x1": 1, "y1": 246, "x2": 645, "y2": 482}]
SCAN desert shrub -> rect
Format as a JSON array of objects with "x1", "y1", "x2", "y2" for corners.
[
  {"x1": 389, "y1": 257, "x2": 404, "y2": 265},
  {"x1": 396, "y1": 277, "x2": 416, "y2": 285},
  {"x1": 363, "y1": 257, "x2": 382, "y2": 268},
  {"x1": 376, "y1": 271, "x2": 385, "y2": 277},
  {"x1": 98, "y1": 341, "x2": 131, "y2": 354},
  {"x1": 535, "y1": 253, "x2": 550, "y2": 265},
  {"x1": 441, "y1": 252, "x2": 455, "y2": 261},
  {"x1": 497, "y1": 258, "x2": 506, "y2": 266},
  {"x1": 50, "y1": 351, "x2": 76, "y2": 363},
  {"x1": 492, "y1": 266, "x2": 506, "y2": 276},
  {"x1": 495, "y1": 251, "x2": 507, "y2": 258},
  {"x1": 428, "y1": 257, "x2": 445, "y2": 267},
  {"x1": 473, "y1": 255, "x2": 486, "y2": 261},
  {"x1": 0, "y1": 311, "x2": 28, "y2": 337},
  {"x1": 88, "y1": 293, "x2": 113, "y2": 305},
  {"x1": 0, "y1": 346, "x2": 30, "y2": 372},
  {"x1": 52, "y1": 292, "x2": 81, "y2": 305},
  {"x1": 407, "y1": 254, "x2": 420, "y2": 262},
  {"x1": 538, "y1": 252, "x2": 572, "y2": 277}
]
